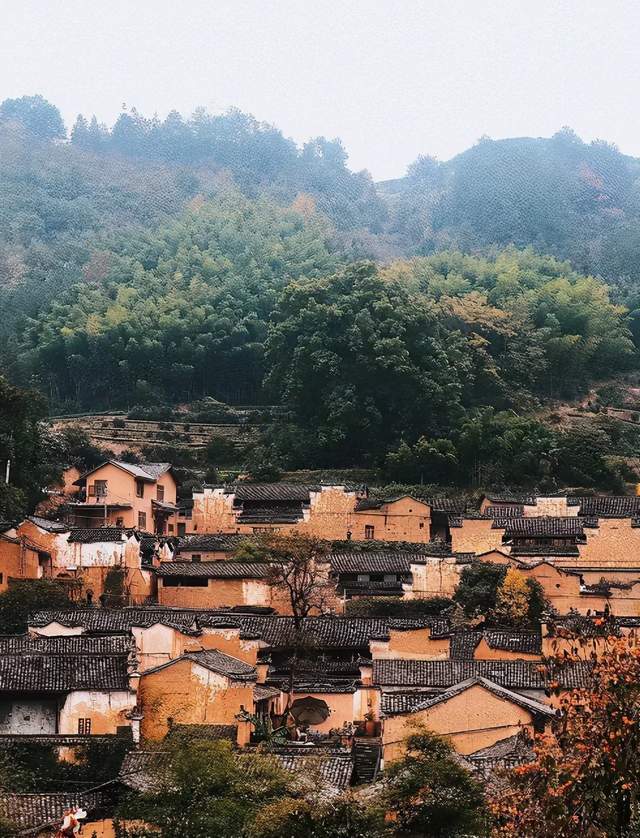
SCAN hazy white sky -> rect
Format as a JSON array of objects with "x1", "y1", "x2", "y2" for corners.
[{"x1": 1, "y1": 0, "x2": 639, "y2": 180}]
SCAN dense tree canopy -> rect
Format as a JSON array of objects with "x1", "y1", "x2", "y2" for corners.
[
  {"x1": 17, "y1": 194, "x2": 339, "y2": 407},
  {"x1": 266, "y1": 251, "x2": 634, "y2": 468},
  {"x1": 266, "y1": 261, "x2": 468, "y2": 466},
  {"x1": 0, "y1": 376, "x2": 62, "y2": 518}
]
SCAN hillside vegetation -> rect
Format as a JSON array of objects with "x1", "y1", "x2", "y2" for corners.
[{"x1": 1, "y1": 95, "x2": 640, "y2": 486}]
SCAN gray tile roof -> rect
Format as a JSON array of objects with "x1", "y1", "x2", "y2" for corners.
[
  {"x1": 119, "y1": 750, "x2": 169, "y2": 793},
  {"x1": 0, "y1": 733, "x2": 127, "y2": 747},
  {"x1": 510, "y1": 544, "x2": 580, "y2": 557},
  {"x1": 254, "y1": 684, "x2": 281, "y2": 701},
  {"x1": 290, "y1": 682, "x2": 358, "y2": 693},
  {"x1": 269, "y1": 658, "x2": 363, "y2": 680},
  {"x1": 484, "y1": 505, "x2": 524, "y2": 518},
  {"x1": 424, "y1": 498, "x2": 468, "y2": 514},
  {"x1": 166, "y1": 723, "x2": 238, "y2": 744},
  {"x1": 500, "y1": 517, "x2": 586, "y2": 536},
  {"x1": 113, "y1": 461, "x2": 171, "y2": 481},
  {"x1": 156, "y1": 562, "x2": 273, "y2": 579},
  {"x1": 121, "y1": 746, "x2": 354, "y2": 795},
  {"x1": 257, "y1": 747, "x2": 353, "y2": 791},
  {"x1": 175, "y1": 533, "x2": 258, "y2": 554},
  {"x1": 26, "y1": 516, "x2": 68, "y2": 533},
  {"x1": 228, "y1": 484, "x2": 320, "y2": 502},
  {"x1": 231, "y1": 616, "x2": 449, "y2": 648},
  {"x1": 0, "y1": 653, "x2": 130, "y2": 692},
  {"x1": 236, "y1": 506, "x2": 305, "y2": 524},
  {"x1": 29, "y1": 607, "x2": 202, "y2": 633},
  {"x1": 330, "y1": 552, "x2": 417, "y2": 574},
  {"x1": 29, "y1": 609, "x2": 450, "y2": 649},
  {"x1": 338, "y1": 580, "x2": 405, "y2": 594},
  {"x1": 67, "y1": 528, "x2": 127, "y2": 543},
  {"x1": 468, "y1": 731, "x2": 533, "y2": 761},
  {"x1": 483, "y1": 493, "x2": 536, "y2": 504},
  {"x1": 372, "y1": 658, "x2": 592, "y2": 690},
  {"x1": 380, "y1": 690, "x2": 440, "y2": 715},
  {"x1": 184, "y1": 649, "x2": 256, "y2": 681},
  {"x1": 483, "y1": 629, "x2": 542, "y2": 655},
  {"x1": 577, "y1": 496, "x2": 640, "y2": 518},
  {"x1": 0, "y1": 791, "x2": 107, "y2": 831},
  {"x1": 449, "y1": 632, "x2": 482, "y2": 659},
  {"x1": 0, "y1": 635, "x2": 132, "y2": 656},
  {"x1": 467, "y1": 732, "x2": 536, "y2": 781}
]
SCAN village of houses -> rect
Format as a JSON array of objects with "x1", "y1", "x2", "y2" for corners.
[{"x1": 2, "y1": 457, "x2": 640, "y2": 834}]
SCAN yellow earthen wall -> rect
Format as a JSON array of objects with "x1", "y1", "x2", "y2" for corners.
[
  {"x1": 473, "y1": 638, "x2": 540, "y2": 661},
  {"x1": 0, "y1": 539, "x2": 42, "y2": 590},
  {"x1": 450, "y1": 520, "x2": 505, "y2": 555},
  {"x1": 139, "y1": 658, "x2": 254, "y2": 741},
  {"x1": 370, "y1": 628, "x2": 451, "y2": 660},
  {"x1": 382, "y1": 683, "x2": 537, "y2": 760},
  {"x1": 191, "y1": 489, "x2": 433, "y2": 543}
]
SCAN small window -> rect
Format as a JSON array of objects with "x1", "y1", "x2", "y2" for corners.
[
  {"x1": 136, "y1": 481, "x2": 144, "y2": 498},
  {"x1": 94, "y1": 480, "x2": 108, "y2": 498},
  {"x1": 162, "y1": 576, "x2": 208, "y2": 587},
  {"x1": 364, "y1": 525, "x2": 375, "y2": 540},
  {"x1": 116, "y1": 517, "x2": 124, "y2": 527},
  {"x1": 138, "y1": 511, "x2": 147, "y2": 530},
  {"x1": 157, "y1": 484, "x2": 165, "y2": 501},
  {"x1": 419, "y1": 522, "x2": 424, "y2": 529},
  {"x1": 357, "y1": 573, "x2": 369, "y2": 582},
  {"x1": 168, "y1": 524, "x2": 174, "y2": 533},
  {"x1": 177, "y1": 523, "x2": 186, "y2": 536},
  {"x1": 78, "y1": 718, "x2": 91, "y2": 735},
  {"x1": 384, "y1": 574, "x2": 397, "y2": 582},
  {"x1": 0, "y1": 573, "x2": 4, "y2": 584},
  {"x1": 191, "y1": 554, "x2": 201, "y2": 563}
]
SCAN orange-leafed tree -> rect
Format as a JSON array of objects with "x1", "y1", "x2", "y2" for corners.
[
  {"x1": 491, "y1": 632, "x2": 640, "y2": 837},
  {"x1": 493, "y1": 567, "x2": 530, "y2": 627}
]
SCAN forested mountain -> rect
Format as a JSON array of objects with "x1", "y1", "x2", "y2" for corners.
[
  {"x1": 383, "y1": 129, "x2": 640, "y2": 292},
  {"x1": 2, "y1": 95, "x2": 640, "y2": 481}
]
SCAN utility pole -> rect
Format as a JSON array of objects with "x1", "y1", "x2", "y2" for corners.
[{"x1": 4, "y1": 459, "x2": 10, "y2": 484}]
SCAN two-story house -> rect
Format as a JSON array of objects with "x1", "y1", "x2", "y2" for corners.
[{"x1": 67, "y1": 461, "x2": 177, "y2": 534}]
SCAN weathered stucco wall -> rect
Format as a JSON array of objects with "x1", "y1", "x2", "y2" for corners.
[
  {"x1": 132, "y1": 623, "x2": 263, "y2": 671},
  {"x1": 408, "y1": 557, "x2": 462, "y2": 599},
  {"x1": 58, "y1": 690, "x2": 136, "y2": 735},
  {"x1": 0, "y1": 698, "x2": 57, "y2": 733}
]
